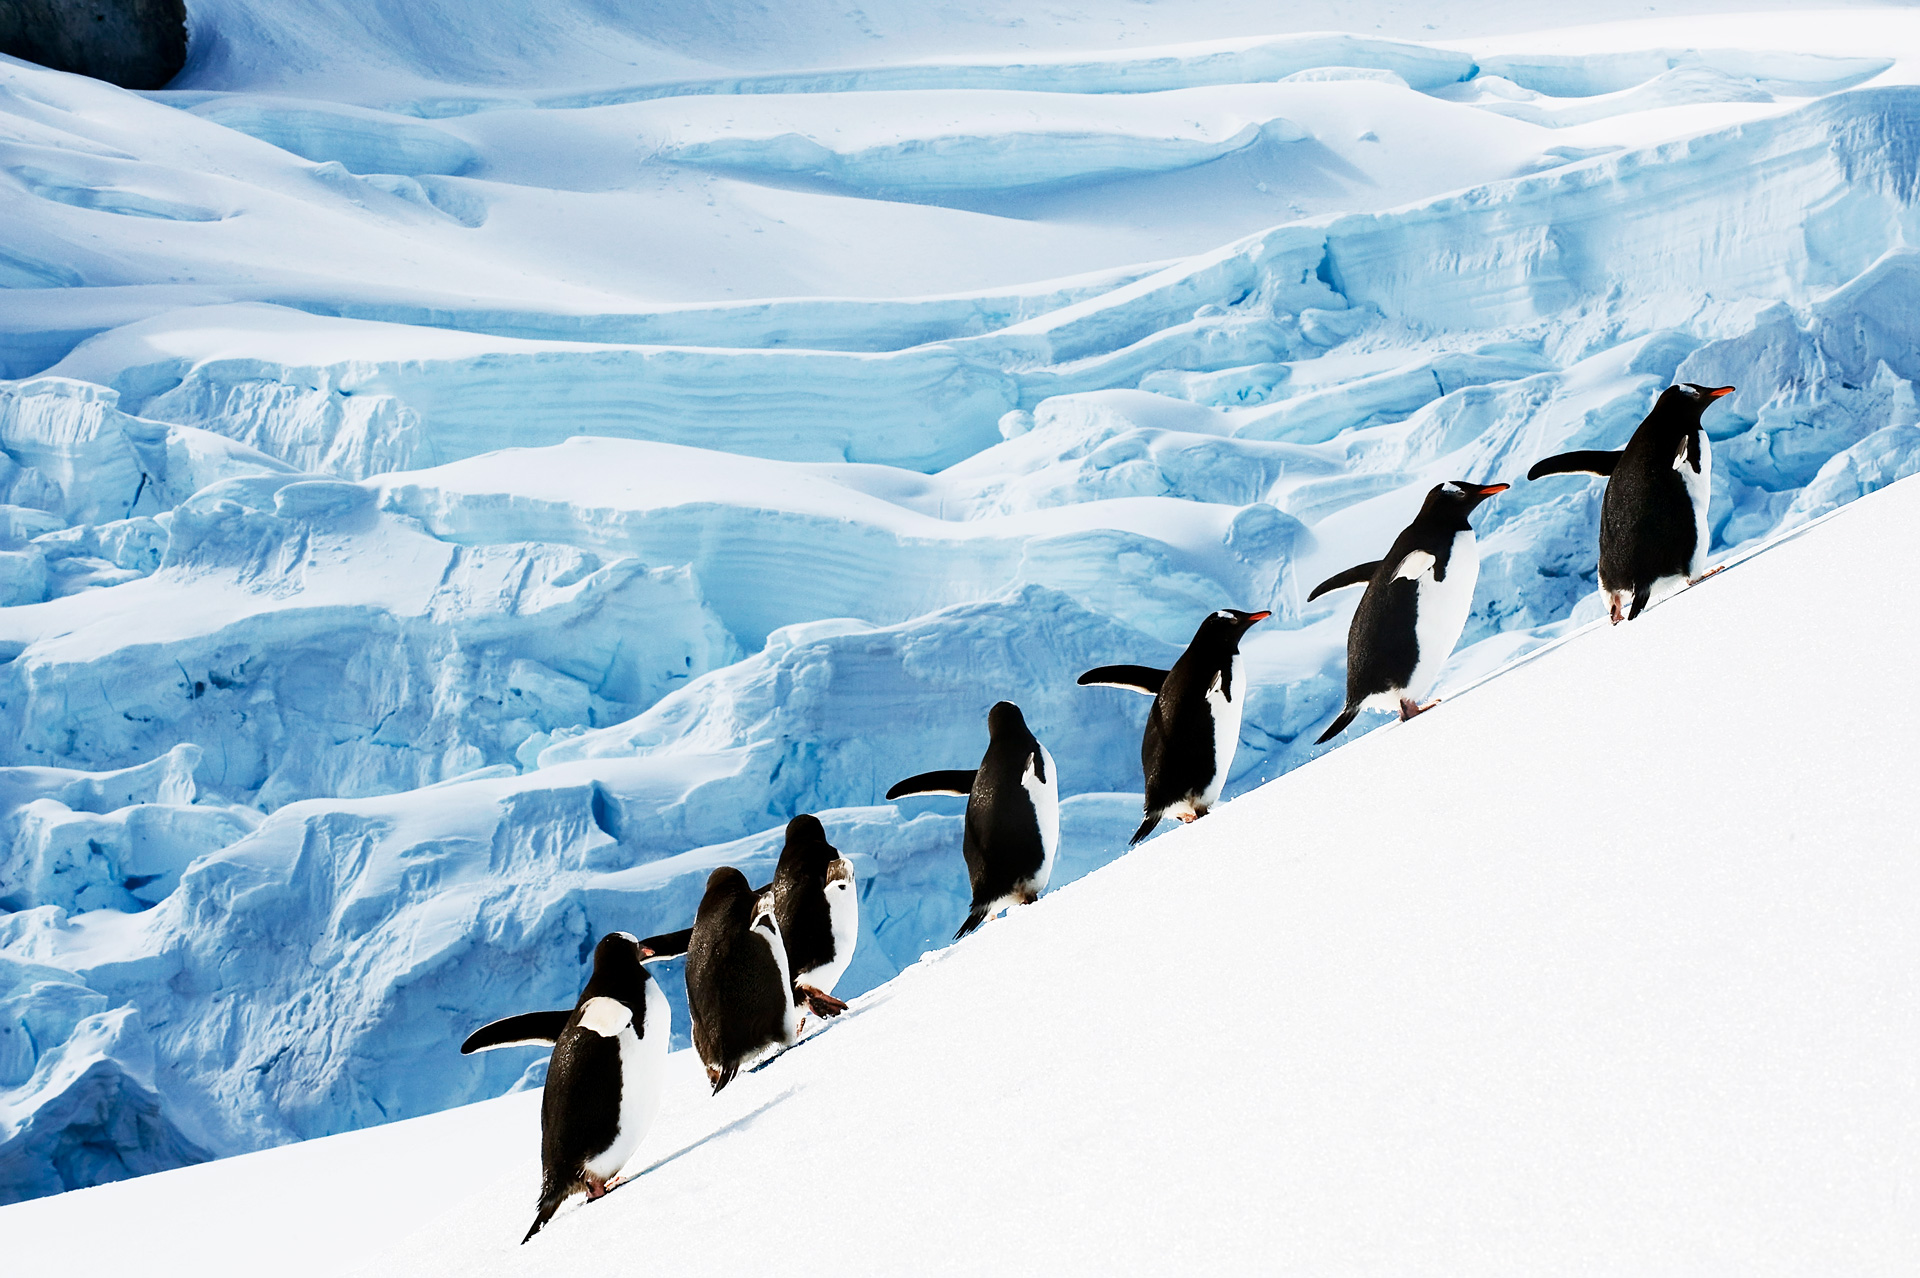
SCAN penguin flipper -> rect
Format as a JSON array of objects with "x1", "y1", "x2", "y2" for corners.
[
  {"x1": 1527, "y1": 449, "x2": 1621, "y2": 480},
  {"x1": 1306, "y1": 561, "x2": 1381, "y2": 602},
  {"x1": 461, "y1": 1010, "x2": 572, "y2": 1054},
  {"x1": 886, "y1": 769, "x2": 977, "y2": 799},
  {"x1": 637, "y1": 926, "x2": 693, "y2": 960},
  {"x1": 1075, "y1": 664, "x2": 1169, "y2": 695},
  {"x1": 1128, "y1": 813, "x2": 1161, "y2": 846},
  {"x1": 1315, "y1": 705, "x2": 1361, "y2": 745}
]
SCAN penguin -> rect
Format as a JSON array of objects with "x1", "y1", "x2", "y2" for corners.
[
  {"x1": 1309, "y1": 481, "x2": 1509, "y2": 743},
  {"x1": 685, "y1": 866, "x2": 799, "y2": 1094},
  {"x1": 637, "y1": 815, "x2": 858, "y2": 1019},
  {"x1": 769, "y1": 815, "x2": 858, "y2": 1017},
  {"x1": 1527, "y1": 383, "x2": 1734, "y2": 624},
  {"x1": 885, "y1": 700, "x2": 1058, "y2": 938},
  {"x1": 458, "y1": 932, "x2": 668, "y2": 1243},
  {"x1": 1078, "y1": 608, "x2": 1270, "y2": 845}
]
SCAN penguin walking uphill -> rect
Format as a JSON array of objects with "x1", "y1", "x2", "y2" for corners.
[
  {"x1": 459, "y1": 932, "x2": 669, "y2": 1243},
  {"x1": 639, "y1": 815, "x2": 858, "y2": 1020},
  {"x1": 1309, "y1": 481, "x2": 1509, "y2": 743},
  {"x1": 885, "y1": 701, "x2": 1058, "y2": 938},
  {"x1": 1527, "y1": 383, "x2": 1735, "y2": 624},
  {"x1": 685, "y1": 866, "x2": 800, "y2": 1094},
  {"x1": 1078, "y1": 608, "x2": 1270, "y2": 845}
]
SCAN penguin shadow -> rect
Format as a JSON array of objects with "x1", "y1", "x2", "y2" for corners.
[{"x1": 605, "y1": 1086, "x2": 798, "y2": 1196}]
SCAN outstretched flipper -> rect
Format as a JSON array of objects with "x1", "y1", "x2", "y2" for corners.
[
  {"x1": 1315, "y1": 704, "x2": 1361, "y2": 745},
  {"x1": 1129, "y1": 812, "x2": 1161, "y2": 846},
  {"x1": 886, "y1": 769, "x2": 977, "y2": 799},
  {"x1": 461, "y1": 1009, "x2": 571, "y2": 1055},
  {"x1": 1527, "y1": 450, "x2": 1622, "y2": 481},
  {"x1": 1076, "y1": 664, "x2": 1170, "y2": 695},
  {"x1": 636, "y1": 926, "x2": 692, "y2": 960},
  {"x1": 1307, "y1": 561, "x2": 1382, "y2": 602}
]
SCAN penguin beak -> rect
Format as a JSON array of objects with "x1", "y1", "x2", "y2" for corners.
[
  {"x1": 1474, "y1": 483, "x2": 1511, "y2": 497},
  {"x1": 1247, "y1": 610, "x2": 1271, "y2": 623},
  {"x1": 1705, "y1": 386, "x2": 1735, "y2": 399}
]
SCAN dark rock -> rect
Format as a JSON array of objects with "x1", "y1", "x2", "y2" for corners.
[{"x1": 0, "y1": 0, "x2": 188, "y2": 91}]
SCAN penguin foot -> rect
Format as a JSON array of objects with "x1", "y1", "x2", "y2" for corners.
[
  {"x1": 1397, "y1": 698, "x2": 1429, "y2": 721},
  {"x1": 586, "y1": 1176, "x2": 607, "y2": 1201},
  {"x1": 1691, "y1": 565, "x2": 1726, "y2": 583},
  {"x1": 1608, "y1": 596, "x2": 1624, "y2": 625},
  {"x1": 800, "y1": 986, "x2": 848, "y2": 1018}
]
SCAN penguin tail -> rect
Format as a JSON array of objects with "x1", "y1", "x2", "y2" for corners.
[
  {"x1": 710, "y1": 1062, "x2": 740, "y2": 1095},
  {"x1": 1628, "y1": 584, "x2": 1651, "y2": 621},
  {"x1": 1315, "y1": 705, "x2": 1359, "y2": 745},
  {"x1": 1128, "y1": 813, "x2": 1161, "y2": 847},
  {"x1": 953, "y1": 905, "x2": 990, "y2": 939},
  {"x1": 522, "y1": 1184, "x2": 573, "y2": 1244}
]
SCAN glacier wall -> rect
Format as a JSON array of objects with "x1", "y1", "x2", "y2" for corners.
[{"x1": 5, "y1": 12, "x2": 1920, "y2": 1203}]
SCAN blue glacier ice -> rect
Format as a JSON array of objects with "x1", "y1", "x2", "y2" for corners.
[{"x1": 5, "y1": 0, "x2": 1920, "y2": 1205}]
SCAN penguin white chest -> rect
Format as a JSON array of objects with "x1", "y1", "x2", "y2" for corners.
[
  {"x1": 753, "y1": 905, "x2": 801, "y2": 1050},
  {"x1": 804, "y1": 866, "x2": 860, "y2": 997},
  {"x1": 1677, "y1": 432, "x2": 1713, "y2": 579},
  {"x1": 1018, "y1": 745, "x2": 1061, "y2": 894},
  {"x1": 581, "y1": 985, "x2": 669, "y2": 1182},
  {"x1": 1199, "y1": 655, "x2": 1245, "y2": 809},
  {"x1": 1406, "y1": 531, "x2": 1478, "y2": 703}
]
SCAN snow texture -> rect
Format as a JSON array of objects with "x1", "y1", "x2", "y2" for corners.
[{"x1": 1, "y1": 0, "x2": 1919, "y2": 1217}]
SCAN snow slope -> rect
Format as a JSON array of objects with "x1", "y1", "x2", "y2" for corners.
[
  {"x1": 9, "y1": 463, "x2": 1914, "y2": 1278},
  {"x1": 6, "y1": 0, "x2": 1920, "y2": 1208}
]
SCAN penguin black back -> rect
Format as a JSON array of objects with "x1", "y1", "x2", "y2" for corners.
[
  {"x1": 686, "y1": 866, "x2": 794, "y2": 1093},
  {"x1": 957, "y1": 702, "x2": 1054, "y2": 934},
  {"x1": 1312, "y1": 482, "x2": 1507, "y2": 743},
  {"x1": 1529, "y1": 383, "x2": 1732, "y2": 622},
  {"x1": 522, "y1": 933, "x2": 664, "y2": 1242},
  {"x1": 1083, "y1": 609, "x2": 1267, "y2": 844},
  {"x1": 771, "y1": 814, "x2": 857, "y2": 1014}
]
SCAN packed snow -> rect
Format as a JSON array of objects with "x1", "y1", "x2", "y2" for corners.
[{"x1": 2, "y1": 0, "x2": 1919, "y2": 1243}]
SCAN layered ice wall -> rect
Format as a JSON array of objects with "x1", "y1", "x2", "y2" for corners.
[{"x1": 5, "y1": 4, "x2": 1920, "y2": 1201}]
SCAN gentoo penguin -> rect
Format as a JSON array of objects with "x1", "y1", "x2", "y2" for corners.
[
  {"x1": 1528, "y1": 383, "x2": 1734, "y2": 624},
  {"x1": 638, "y1": 815, "x2": 858, "y2": 1018},
  {"x1": 459, "y1": 932, "x2": 669, "y2": 1243},
  {"x1": 1310, "y1": 481, "x2": 1509, "y2": 743},
  {"x1": 885, "y1": 700, "x2": 1058, "y2": 938},
  {"x1": 685, "y1": 866, "x2": 799, "y2": 1094},
  {"x1": 1078, "y1": 608, "x2": 1270, "y2": 845}
]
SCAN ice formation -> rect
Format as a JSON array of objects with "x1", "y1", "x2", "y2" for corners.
[{"x1": 4, "y1": 0, "x2": 1920, "y2": 1203}]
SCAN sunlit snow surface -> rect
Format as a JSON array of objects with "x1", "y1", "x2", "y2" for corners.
[{"x1": 3, "y1": 0, "x2": 1920, "y2": 1207}]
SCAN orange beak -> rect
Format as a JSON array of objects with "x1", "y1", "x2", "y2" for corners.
[
  {"x1": 1706, "y1": 386, "x2": 1736, "y2": 399},
  {"x1": 1476, "y1": 483, "x2": 1511, "y2": 496},
  {"x1": 1247, "y1": 610, "x2": 1272, "y2": 622}
]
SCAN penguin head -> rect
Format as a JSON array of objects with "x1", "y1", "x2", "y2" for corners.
[
  {"x1": 699, "y1": 865, "x2": 755, "y2": 913},
  {"x1": 1671, "y1": 383, "x2": 1736, "y2": 415},
  {"x1": 585, "y1": 931, "x2": 653, "y2": 997},
  {"x1": 1191, "y1": 608, "x2": 1271, "y2": 648},
  {"x1": 1419, "y1": 480, "x2": 1509, "y2": 527},
  {"x1": 779, "y1": 812, "x2": 841, "y2": 877},
  {"x1": 986, "y1": 700, "x2": 1031, "y2": 739}
]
